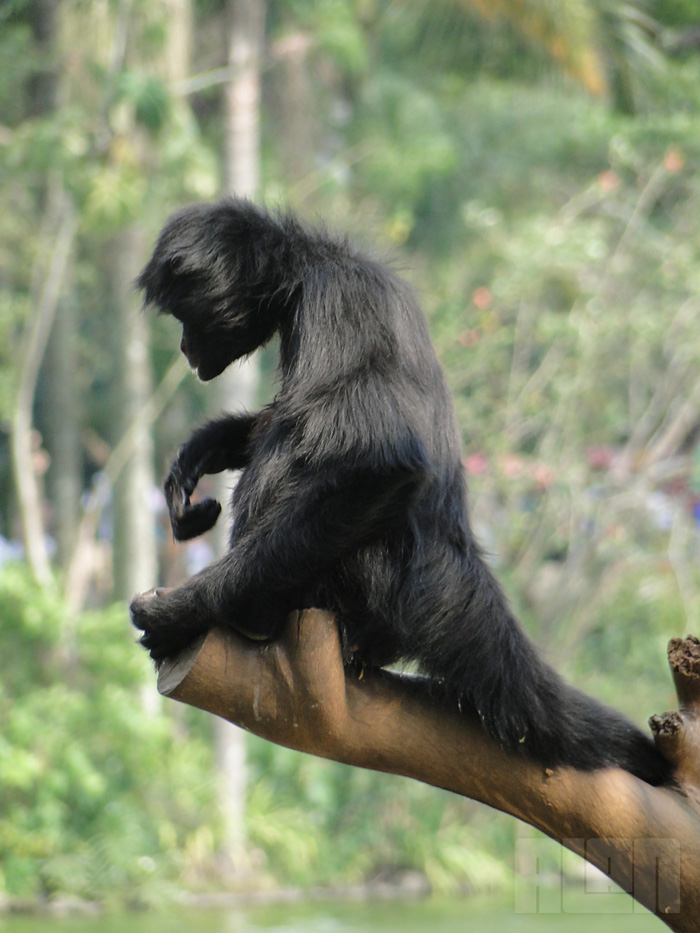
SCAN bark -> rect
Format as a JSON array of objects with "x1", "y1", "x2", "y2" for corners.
[
  {"x1": 156, "y1": 610, "x2": 700, "y2": 931},
  {"x1": 651, "y1": 636, "x2": 700, "y2": 808}
]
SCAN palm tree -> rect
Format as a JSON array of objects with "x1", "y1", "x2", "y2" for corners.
[{"x1": 443, "y1": 0, "x2": 661, "y2": 113}]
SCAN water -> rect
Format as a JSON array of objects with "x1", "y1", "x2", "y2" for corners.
[{"x1": 0, "y1": 895, "x2": 666, "y2": 932}]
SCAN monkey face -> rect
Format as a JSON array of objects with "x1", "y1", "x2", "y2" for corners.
[
  {"x1": 178, "y1": 321, "x2": 234, "y2": 381},
  {"x1": 138, "y1": 200, "x2": 287, "y2": 380}
]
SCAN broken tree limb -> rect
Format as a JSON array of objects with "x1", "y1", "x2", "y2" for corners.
[
  {"x1": 156, "y1": 610, "x2": 700, "y2": 931},
  {"x1": 651, "y1": 635, "x2": 700, "y2": 805}
]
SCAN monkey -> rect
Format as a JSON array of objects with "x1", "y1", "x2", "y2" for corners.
[{"x1": 130, "y1": 198, "x2": 671, "y2": 785}]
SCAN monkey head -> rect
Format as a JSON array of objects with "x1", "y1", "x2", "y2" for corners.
[{"x1": 137, "y1": 200, "x2": 292, "y2": 381}]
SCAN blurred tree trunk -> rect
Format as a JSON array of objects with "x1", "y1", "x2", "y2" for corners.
[
  {"x1": 44, "y1": 281, "x2": 82, "y2": 571},
  {"x1": 271, "y1": 29, "x2": 316, "y2": 191},
  {"x1": 111, "y1": 227, "x2": 158, "y2": 604},
  {"x1": 110, "y1": 220, "x2": 162, "y2": 717},
  {"x1": 211, "y1": 0, "x2": 266, "y2": 876},
  {"x1": 223, "y1": 0, "x2": 264, "y2": 201}
]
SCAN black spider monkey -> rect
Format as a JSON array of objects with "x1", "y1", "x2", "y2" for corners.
[{"x1": 131, "y1": 198, "x2": 670, "y2": 785}]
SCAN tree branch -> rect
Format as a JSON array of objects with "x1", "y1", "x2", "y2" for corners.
[
  {"x1": 64, "y1": 354, "x2": 188, "y2": 613},
  {"x1": 11, "y1": 183, "x2": 76, "y2": 587},
  {"x1": 651, "y1": 636, "x2": 700, "y2": 806},
  {"x1": 155, "y1": 610, "x2": 700, "y2": 931}
]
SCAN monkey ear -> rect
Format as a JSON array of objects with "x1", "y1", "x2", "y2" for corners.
[
  {"x1": 165, "y1": 249, "x2": 209, "y2": 277},
  {"x1": 166, "y1": 251, "x2": 187, "y2": 274}
]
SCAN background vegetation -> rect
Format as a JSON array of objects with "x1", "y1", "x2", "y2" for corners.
[{"x1": 1, "y1": 0, "x2": 700, "y2": 908}]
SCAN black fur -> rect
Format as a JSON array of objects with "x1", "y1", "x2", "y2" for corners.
[{"x1": 131, "y1": 199, "x2": 670, "y2": 785}]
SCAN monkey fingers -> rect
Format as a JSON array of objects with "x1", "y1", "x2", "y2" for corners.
[
  {"x1": 172, "y1": 497, "x2": 222, "y2": 541},
  {"x1": 164, "y1": 465, "x2": 221, "y2": 540}
]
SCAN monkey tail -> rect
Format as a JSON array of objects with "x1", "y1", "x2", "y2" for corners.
[
  {"x1": 478, "y1": 618, "x2": 671, "y2": 784},
  {"x1": 421, "y1": 567, "x2": 671, "y2": 785}
]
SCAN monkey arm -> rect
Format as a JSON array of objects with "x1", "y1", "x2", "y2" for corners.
[{"x1": 165, "y1": 413, "x2": 258, "y2": 541}]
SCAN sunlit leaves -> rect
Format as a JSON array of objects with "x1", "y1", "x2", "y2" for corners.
[{"x1": 84, "y1": 158, "x2": 149, "y2": 230}]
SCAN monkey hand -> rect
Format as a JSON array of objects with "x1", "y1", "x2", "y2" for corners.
[{"x1": 164, "y1": 464, "x2": 222, "y2": 541}]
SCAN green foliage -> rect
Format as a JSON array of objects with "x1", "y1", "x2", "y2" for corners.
[
  {"x1": 246, "y1": 737, "x2": 513, "y2": 891},
  {"x1": 652, "y1": 0, "x2": 700, "y2": 28},
  {"x1": 354, "y1": 71, "x2": 457, "y2": 217},
  {"x1": 246, "y1": 782, "x2": 319, "y2": 882},
  {"x1": 0, "y1": 20, "x2": 34, "y2": 126},
  {"x1": 304, "y1": 0, "x2": 370, "y2": 75},
  {"x1": 0, "y1": 567, "x2": 217, "y2": 904}
]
